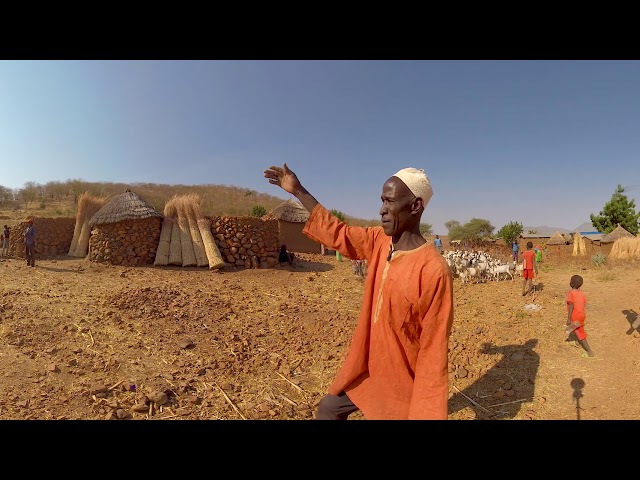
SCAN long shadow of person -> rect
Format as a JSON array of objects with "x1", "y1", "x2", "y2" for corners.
[
  {"x1": 448, "y1": 339, "x2": 540, "y2": 420},
  {"x1": 623, "y1": 309, "x2": 640, "y2": 335}
]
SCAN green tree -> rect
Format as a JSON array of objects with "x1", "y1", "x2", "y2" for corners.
[
  {"x1": 419, "y1": 223, "x2": 433, "y2": 236},
  {"x1": 250, "y1": 205, "x2": 267, "y2": 218},
  {"x1": 497, "y1": 221, "x2": 524, "y2": 245},
  {"x1": 447, "y1": 218, "x2": 495, "y2": 247},
  {"x1": 590, "y1": 184, "x2": 640, "y2": 235},
  {"x1": 331, "y1": 209, "x2": 345, "y2": 222}
]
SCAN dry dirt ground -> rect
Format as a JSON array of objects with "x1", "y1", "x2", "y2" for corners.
[{"x1": 1, "y1": 250, "x2": 640, "y2": 420}]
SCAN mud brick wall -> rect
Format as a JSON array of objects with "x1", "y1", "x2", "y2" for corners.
[
  {"x1": 211, "y1": 216, "x2": 280, "y2": 269},
  {"x1": 9, "y1": 217, "x2": 75, "y2": 258}
]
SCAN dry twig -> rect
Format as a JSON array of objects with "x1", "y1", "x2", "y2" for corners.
[
  {"x1": 453, "y1": 385, "x2": 493, "y2": 413},
  {"x1": 214, "y1": 382, "x2": 247, "y2": 420},
  {"x1": 487, "y1": 398, "x2": 531, "y2": 408}
]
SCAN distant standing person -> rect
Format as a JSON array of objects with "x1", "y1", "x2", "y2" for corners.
[
  {"x1": 434, "y1": 235, "x2": 442, "y2": 253},
  {"x1": 521, "y1": 241, "x2": 537, "y2": 296},
  {"x1": 1, "y1": 225, "x2": 9, "y2": 257},
  {"x1": 565, "y1": 275, "x2": 594, "y2": 357},
  {"x1": 24, "y1": 219, "x2": 36, "y2": 267},
  {"x1": 512, "y1": 240, "x2": 519, "y2": 262},
  {"x1": 534, "y1": 245, "x2": 543, "y2": 263}
]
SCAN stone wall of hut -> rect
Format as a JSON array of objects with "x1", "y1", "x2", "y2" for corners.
[
  {"x1": 9, "y1": 218, "x2": 75, "y2": 258},
  {"x1": 211, "y1": 216, "x2": 280, "y2": 268},
  {"x1": 89, "y1": 218, "x2": 162, "y2": 266}
]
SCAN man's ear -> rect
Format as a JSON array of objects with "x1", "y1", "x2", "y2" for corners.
[{"x1": 411, "y1": 197, "x2": 424, "y2": 215}]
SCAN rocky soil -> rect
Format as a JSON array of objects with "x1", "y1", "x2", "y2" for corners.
[{"x1": 1, "y1": 252, "x2": 639, "y2": 420}]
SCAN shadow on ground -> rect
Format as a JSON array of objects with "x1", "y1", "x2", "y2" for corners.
[{"x1": 448, "y1": 339, "x2": 539, "y2": 420}]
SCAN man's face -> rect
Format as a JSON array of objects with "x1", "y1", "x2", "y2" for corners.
[{"x1": 379, "y1": 177, "x2": 416, "y2": 237}]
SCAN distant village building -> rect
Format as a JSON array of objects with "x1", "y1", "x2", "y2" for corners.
[{"x1": 262, "y1": 199, "x2": 321, "y2": 254}]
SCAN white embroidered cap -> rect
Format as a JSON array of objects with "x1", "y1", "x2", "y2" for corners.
[{"x1": 392, "y1": 167, "x2": 433, "y2": 207}]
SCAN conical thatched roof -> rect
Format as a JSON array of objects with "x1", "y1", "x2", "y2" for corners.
[
  {"x1": 89, "y1": 189, "x2": 163, "y2": 227},
  {"x1": 263, "y1": 199, "x2": 310, "y2": 223},
  {"x1": 547, "y1": 231, "x2": 567, "y2": 245},
  {"x1": 601, "y1": 224, "x2": 635, "y2": 243}
]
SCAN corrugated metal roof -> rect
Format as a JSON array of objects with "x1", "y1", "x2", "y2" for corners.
[{"x1": 520, "y1": 233, "x2": 552, "y2": 238}]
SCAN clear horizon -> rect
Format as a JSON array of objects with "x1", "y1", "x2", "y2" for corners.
[{"x1": 2, "y1": 60, "x2": 639, "y2": 234}]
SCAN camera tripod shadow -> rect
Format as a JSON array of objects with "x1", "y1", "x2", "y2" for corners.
[{"x1": 448, "y1": 339, "x2": 539, "y2": 420}]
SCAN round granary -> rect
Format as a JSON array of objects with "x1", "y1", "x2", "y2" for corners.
[{"x1": 87, "y1": 189, "x2": 163, "y2": 266}]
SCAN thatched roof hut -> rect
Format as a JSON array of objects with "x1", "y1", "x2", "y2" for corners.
[
  {"x1": 88, "y1": 189, "x2": 164, "y2": 266},
  {"x1": 263, "y1": 198, "x2": 310, "y2": 223},
  {"x1": 547, "y1": 231, "x2": 568, "y2": 245},
  {"x1": 601, "y1": 224, "x2": 635, "y2": 244},
  {"x1": 263, "y1": 199, "x2": 319, "y2": 253},
  {"x1": 88, "y1": 189, "x2": 163, "y2": 227}
]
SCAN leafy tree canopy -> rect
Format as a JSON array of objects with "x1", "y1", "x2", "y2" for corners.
[
  {"x1": 590, "y1": 184, "x2": 640, "y2": 235},
  {"x1": 497, "y1": 221, "x2": 524, "y2": 245}
]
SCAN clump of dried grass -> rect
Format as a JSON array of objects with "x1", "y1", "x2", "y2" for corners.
[
  {"x1": 165, "y1": 196, "x2": 182, "y2": 266},
  {"x1": 176, "y1": 196, "x2": 197, "y2": 267},
  {"x1": 609, "y1": 237, "x2": 640, "y2": 260},
  {"x1": 69, "y1": 192, "x2": 108, "y2": 257}
]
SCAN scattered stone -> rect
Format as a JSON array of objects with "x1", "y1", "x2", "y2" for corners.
[{"x1": 178, "y1": 339, "x2": 195, "y2": 349}]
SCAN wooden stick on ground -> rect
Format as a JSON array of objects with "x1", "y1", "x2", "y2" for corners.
[
  {"x1": 453, "y1": 385, "x2": 493, "y2": 413},
  {"x1": 108, "y1": 380, "x2": 123, "y2": 391},
  {"x1": 275, "y1": 372, "x2": 305, "y2": 394},
  {"x1": 214, "y1": 382, "x2": 247, "y2": 420},
  {"x1": 487, "y1": 398, "x2": 531, "y2": 408}
]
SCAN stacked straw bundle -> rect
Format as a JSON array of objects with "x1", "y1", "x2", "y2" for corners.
[
  {"x1": 190, "y1": 196, "x2": 225, "y2": 269},
  {"x1": 176, "y1": 196, "x2": 197, "y2": 267},
  {"x1": 609, "y1": 237, "x2": 640, "y2": 260},
  {"x1": 572, "y1": 233, "x2": 587, "y2": 256},
  {"x1": 155, "y1": 193, "x2": 226, "y2": 269},
  {"x1": 164, "y1": 197, "x2": 183, "y2": 266},
  {"x1": 68, "y1": 192, "x2": 108, "y2": 257}
]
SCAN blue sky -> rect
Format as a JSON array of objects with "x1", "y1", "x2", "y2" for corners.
[{"x1": 1, "y1": 60, "x2": 639, "y2": 234}]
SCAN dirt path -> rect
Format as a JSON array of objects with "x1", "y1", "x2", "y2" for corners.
[
  {"x1": 533, "y1": 265, "x2": 640, "y2": 419},
  {"x1": 1, "y1": 254, "x2": 639, "y2": 420}
]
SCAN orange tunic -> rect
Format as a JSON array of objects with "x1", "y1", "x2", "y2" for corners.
[{"x1": 302, "y1": 204, "x2": 454, "y2": 419}]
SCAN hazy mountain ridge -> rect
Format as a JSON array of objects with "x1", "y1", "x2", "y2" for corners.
[{"x1": 523, "y1": 221, "x2": 596, "y2": 236}]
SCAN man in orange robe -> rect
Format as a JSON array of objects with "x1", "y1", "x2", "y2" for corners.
[{"x1": 264, "y1": 163, "x2": 454, "y2": 420}]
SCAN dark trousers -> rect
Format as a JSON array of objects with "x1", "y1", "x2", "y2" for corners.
[
  {"x1": 26, "y1": 243, "x2": 35, "y2": 266},
  {"x1": 315, "y1": 391, "x2": 359, "y2": 420}
]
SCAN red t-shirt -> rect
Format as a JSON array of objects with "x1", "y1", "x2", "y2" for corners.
[
  {"x1": 522, "y1": 250, "x2": 536, "y2": 270},
  {"x1": 566, "y1": 289, "x2": 587, "y2": 323}
]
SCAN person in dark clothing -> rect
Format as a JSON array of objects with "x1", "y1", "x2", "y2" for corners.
[
  {"x1": 278, "y1": 244, "x2": 295, "y2": 266},
  {"x1": 1, "y1": 225, "x2": 9, "y2": 257},
  {"x1": 24, "y1": 219, "x2": 36, "y2": 267}
]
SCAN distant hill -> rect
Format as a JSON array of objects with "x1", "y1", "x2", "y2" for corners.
[
  {"x1": 573, "y1": 221, "x2": 597, "y2": 232},
  {"x1": 522, "y1": 225, "x2": 570, "y2": 236},
  {"x1": 522, "y1": 221, "x2": 597, "y2": 236}
]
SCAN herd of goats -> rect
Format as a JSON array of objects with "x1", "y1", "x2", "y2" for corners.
[
  {"x1": 443, "y1": 249, "x2": 523, "y2": 284},
  {"x1": 348, "y1": 249, "x2": 522, "y2": 284}
]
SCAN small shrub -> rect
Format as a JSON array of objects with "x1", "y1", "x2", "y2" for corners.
[
  {"x1": 591, "y1": 253, "x2": 607, "y2": 267},
  {"x1": 597, "y1": 272, "x2": 616, "y2": 282}
]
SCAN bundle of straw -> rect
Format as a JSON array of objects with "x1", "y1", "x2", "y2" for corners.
[
  {"x1": 177, "y1": 197, "x2": 197, "y2": 267},
  {"x1": 68, "y1": 191, "x2": 89, "y2": 255},
  {"x1": 154, "y1": 216, "x2": 173, "y2": 266},
  {"x1": 71, "y1": 193, "x2": 107, "y2": 257},
  {"x1": 165, "y1": 197, "x2": 183, "y2": 266},
  {"x1": 610, "y1": 237, "x2": 640, "y2": 260},
  {"x1": 183, "y1": 194, "x2": 209, "y2": 267}
]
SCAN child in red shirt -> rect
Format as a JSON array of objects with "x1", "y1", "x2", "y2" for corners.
[
  {"x1": 565, "y1": 274, "x2": 594, "y2": 357},
  {"x1": 521, "y1": 241, "x2": 538, "y2": 296}
]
